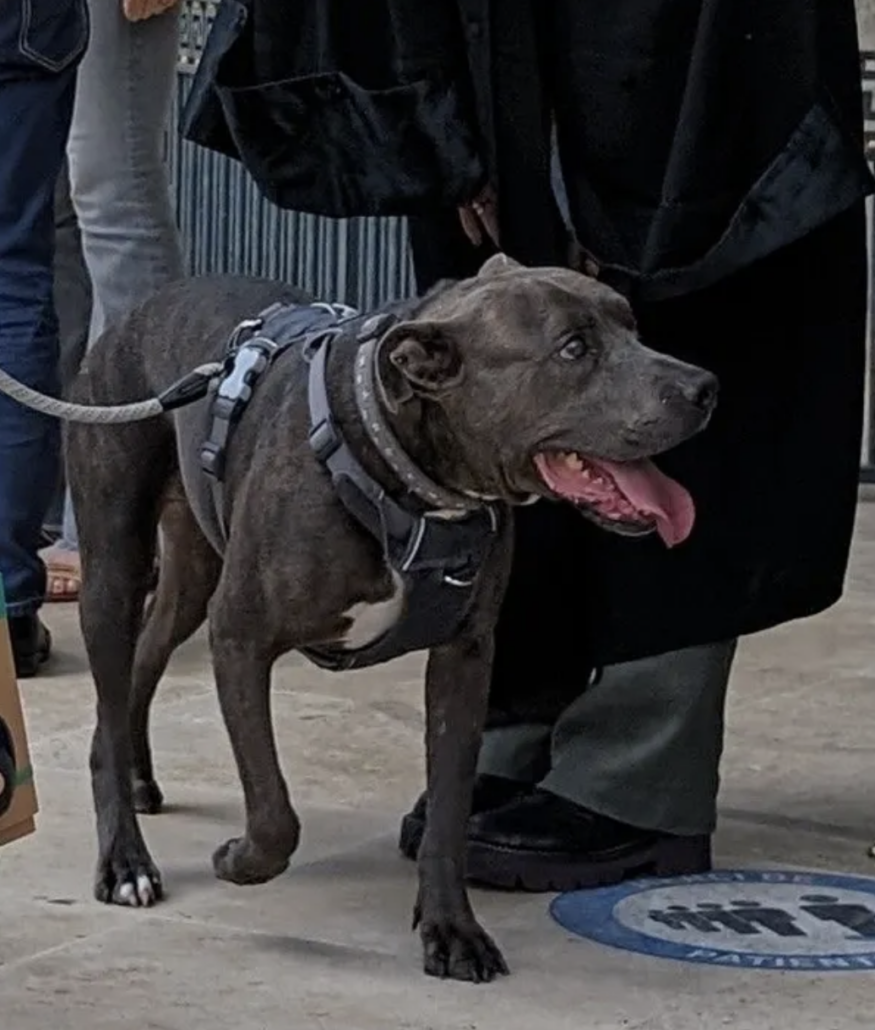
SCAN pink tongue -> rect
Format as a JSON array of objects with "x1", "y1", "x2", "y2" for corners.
[
  {"x1": 591, "y1": 458, "x2": 695, "y2": 547},
  {"x1": 534, "y1": 454, "x2": 695, "y2": 547}
]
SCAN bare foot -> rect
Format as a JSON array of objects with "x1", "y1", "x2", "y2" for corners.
[{"x1": 39, "y1": 545, "x2": 81, "y2": 603}]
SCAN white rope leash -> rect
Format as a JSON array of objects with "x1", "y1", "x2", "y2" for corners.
[{"x1": 0, "y1": 362, "x2": 224, "y2": 423}]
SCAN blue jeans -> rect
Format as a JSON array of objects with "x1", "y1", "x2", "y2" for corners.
[
  {"x1": 0, "y1": 0, "x2": 88, "y2": 615},
  {"x1": 54, "y1": 0, "x2": 184, "y2": 553}
]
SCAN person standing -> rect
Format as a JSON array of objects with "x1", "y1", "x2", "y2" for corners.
[
  {"x1": 40, "y1": 0, "x2": 185, "y2": 602},
  {"x1": 0, "y1": 1, "x2": 89, "y2": 676},
  {"x1": 398, "y1": 0, "x2": 873, "y2": 889}
]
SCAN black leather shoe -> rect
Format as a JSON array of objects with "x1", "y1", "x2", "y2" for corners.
[
  {"x1": 465, "y1": 788, "x2": 711, "y2": 892},
  {"x1": 9, "y1": 615, "x2": 52, "y2": 679},
  {"x1": 398, "y1": 774, "x2": 529, "y2": 860}
]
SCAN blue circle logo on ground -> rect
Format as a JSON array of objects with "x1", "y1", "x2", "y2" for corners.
[{"x1": 550, "y1": 870, "x2": 875, "y2": 971}]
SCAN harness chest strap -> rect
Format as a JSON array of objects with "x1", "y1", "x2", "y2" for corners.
[{"x1": 306, "y1": 322, "x2": 496, "y2": 577}]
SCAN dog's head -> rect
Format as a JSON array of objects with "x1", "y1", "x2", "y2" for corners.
[{"x1": 376, "y1": 254, "x2": 718, "y2": 547}]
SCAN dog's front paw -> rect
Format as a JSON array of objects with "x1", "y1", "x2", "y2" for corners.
[
  {"x1": 94, "y1": 845, "x2": 163, "y2": 908},
  {"x1": 419, "y1": 917, "x2": 509, "y2": 983},
  {"x1": 212, "y1": 836, "x2": 292, "y2": 886}
]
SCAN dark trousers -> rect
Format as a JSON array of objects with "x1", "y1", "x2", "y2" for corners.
[{"x1": 0, "y1": 0, "x2": 87, "y2": 613}]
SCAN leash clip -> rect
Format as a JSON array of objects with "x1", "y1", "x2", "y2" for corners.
[{"x1": 157, "y1": 367, "x2": 218, "y2": 412}]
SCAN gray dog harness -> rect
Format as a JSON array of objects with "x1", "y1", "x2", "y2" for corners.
[{"x1": 200, "y1": 301, "x2": 501, "y2": 672}]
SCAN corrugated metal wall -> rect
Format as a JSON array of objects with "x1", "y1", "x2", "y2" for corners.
[{"x1": 168, "y1": 2, "x2": 875, "y2": 477}]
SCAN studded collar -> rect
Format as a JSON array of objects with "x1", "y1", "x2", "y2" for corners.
[{"x1": 351, "y1": 334, "x2": 483, "y2": 515}]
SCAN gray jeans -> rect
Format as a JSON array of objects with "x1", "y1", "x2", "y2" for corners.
[
  {"x1": 50, "y1": 0, "x2": 184, "y2": 545},
  {"x1": 478, "y1": 640, "x2": 737, "y2": 836}
]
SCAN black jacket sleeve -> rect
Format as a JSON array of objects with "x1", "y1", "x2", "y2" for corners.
[{"x1": 181, "y1": 0, "x2": 487, "y2": 218}]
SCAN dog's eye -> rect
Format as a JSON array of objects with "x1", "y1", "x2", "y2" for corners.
[{"x1": 558, "y1": 336, "x2": 589, "y2": 361}]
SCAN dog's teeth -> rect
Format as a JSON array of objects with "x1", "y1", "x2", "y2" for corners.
[{"x1": 564, "y1": 453, "x2": 584, "y2": 471}]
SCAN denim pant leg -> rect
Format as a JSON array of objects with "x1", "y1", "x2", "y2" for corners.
[
  {"x1": 0, "y1": 1, "x2": 87, "y2": 614},
  {"x1": 44, "y1": 161, "x2": 93, "y2": 533},
  {"x1": 54, "y1": 162, "x2": 92, "y2": 400},
  {"x1": 60, "y1": 0, "x2": 184, "y2": 551}
]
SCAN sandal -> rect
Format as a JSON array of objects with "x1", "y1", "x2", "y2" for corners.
[{"x1": 39, "y1": 545, "x2": 81, "y2": 603}]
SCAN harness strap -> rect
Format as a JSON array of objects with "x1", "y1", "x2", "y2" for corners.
[
  {"x1": 306, "y1": 326, "x2": 498, "y2": 581},
  {"x1": 307, "y1": 330, "x2": 430, "y2": 572},
  {"x1": 199, "y1": 301, "x2": 358, "y2": 540}
]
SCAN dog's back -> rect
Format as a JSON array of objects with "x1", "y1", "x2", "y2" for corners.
[{"x1": 69, "y1": 276, "x2": 314, "y2": 408}]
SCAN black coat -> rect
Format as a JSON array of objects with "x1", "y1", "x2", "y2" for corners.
[
  {"x1": 186, "y1": 0, "x2": 875, "y2": 717},
  {"x1": 182, "y1": 0, "x2": 486, "y2": 216},
  {"x1": 186, "y1": 0, "x2": 872, "y2": 277}
]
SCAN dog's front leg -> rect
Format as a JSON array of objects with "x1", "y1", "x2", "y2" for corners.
[
  {"x1": 416, "y1": 634, "x2": 509, "y2": 982},
  {"x1": 208, "y1": 628, "x2": 301, "y2": 886}
]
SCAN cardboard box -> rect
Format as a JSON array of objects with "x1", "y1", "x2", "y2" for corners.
[{"x1": 0, "y1": 578, "x2": 38, "y2": 847}]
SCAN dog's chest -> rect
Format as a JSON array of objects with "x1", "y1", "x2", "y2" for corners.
[{"x1": 337, "y1": 569, "x2": 406, "y2": 649}]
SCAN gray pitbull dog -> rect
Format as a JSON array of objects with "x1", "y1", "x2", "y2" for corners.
[{"x1": 66, "y1": 254, "x2": 717, "y2": 983}]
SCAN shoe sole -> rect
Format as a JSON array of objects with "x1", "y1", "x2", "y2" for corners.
[
  {"x1": 399, "y1": 815, "x2": 711, "y2": 892},
  {"x1": 464, "y1": 833, "x2": 712, "y2": 892}
]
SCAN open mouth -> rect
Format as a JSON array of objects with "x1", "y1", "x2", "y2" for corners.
[{"x1": 533, "y1": 451, "x2": 695, "y2": 548}]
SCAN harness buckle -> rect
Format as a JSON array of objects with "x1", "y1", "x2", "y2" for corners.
[
  {"x1": 200, "y1": 440, "x2": 225, "y2": 480},
  {"x1": 199, "y1": 396, "x2": 236, "y2": 480},
  {"x1": 308, "y1": 418, "x2": 342, "y2": 463},
  {"x1": 200, "y1": 339, "x2": 276, "y2": 482},
  {"x1": 217, "y1": 339, "x2": 274, "y2": 403}
]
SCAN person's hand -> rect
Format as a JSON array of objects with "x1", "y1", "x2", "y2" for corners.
[
  {"x1": 458, "y1": 184, "x2": 500, "y2": 248},
  {"x1": 122, "y1": 0, "x2": 179, "y2": 21}
]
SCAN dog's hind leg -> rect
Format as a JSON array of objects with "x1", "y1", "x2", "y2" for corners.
[
  {"x1": 71, "y1": 417, "x2": 170, "y2": 908},
  {"x1": 130, "y1": 476, "x2": 222, "y2": 815}
]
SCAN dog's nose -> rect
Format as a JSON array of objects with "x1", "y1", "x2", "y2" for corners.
[{"x1": 672, "y1": 371, "x2": 719, "y2": 413}]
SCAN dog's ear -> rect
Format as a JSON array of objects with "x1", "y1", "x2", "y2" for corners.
[
  {"x1": 376, "y1": 322, "x2": 463, "y2": 413},
  {"x1": 477, "y1": 253, "x2": 524, "y2": 278}
]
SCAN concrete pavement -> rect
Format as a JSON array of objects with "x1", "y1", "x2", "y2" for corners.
[{"x1": 2, "y1": 505, "x2": 875, "y2": 1028}]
